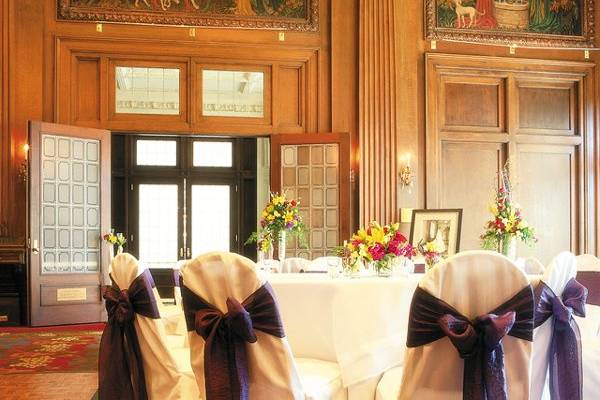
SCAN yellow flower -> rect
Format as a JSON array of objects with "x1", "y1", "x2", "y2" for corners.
[
  {"x1": 488, "y1": 203, "x2": 498, "y2": 215},
  {"x1": 272, "y1": 195, "x2": 285, "y2": 205},
  {"x1": 267, "y1": 205, "x2": 274, "y2": 213},
  {"x1": 267, "y1": 214, "x2": 275, "y2": 221},
  {"x1": 284, "y1": 212, "x2": 294, "y2": 223},
  {"x1": 273, "y1": 211, "x2": 281, "y2": 217},
  {"x1": 261, "y1": 211, "x2": 268, "y2": 218}
]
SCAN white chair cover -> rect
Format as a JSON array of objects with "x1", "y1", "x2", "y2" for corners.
[
  {"x1": 524, "y1": 257, "x2": 545, "y2": 275},
  {"x1": 282, "y1": 257, "x2": 312, "y2": 273},
  {"x1": 583, "y1": 336, "x2": 600, "y2": 399},
  {"x1": 310, "y1": 257, "x2": 343, "y2": 273},
  {"x1": 398, "y1": 250, "x2": 533, "y2": 400},
  {"x1": 530, "y1": 252, "x2": 578, "y2": 400},
  {"x1": 180, "y1": 252, "x2": 305, "y2": 399},
  {"x1": 110, "y1": 254, "x2": 199, "y2": 400},
  {"x1": 576, "y1": 254, "x2": 600, "y2": 271}
]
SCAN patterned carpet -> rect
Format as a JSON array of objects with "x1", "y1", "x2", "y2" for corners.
[{"x1": 0, "y1": 324, "x2": 103, "y2": 374}]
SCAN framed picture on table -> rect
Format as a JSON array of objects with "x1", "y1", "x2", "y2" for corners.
[{"x1": 409, "y1": 209, "x2": 463, "y2": 258}]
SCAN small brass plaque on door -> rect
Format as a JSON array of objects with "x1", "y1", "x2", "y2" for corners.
[{"x1": 56, "y1": 288, "x2": 87, "y2": 302}]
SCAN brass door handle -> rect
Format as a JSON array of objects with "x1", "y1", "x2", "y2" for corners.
[{"x1": 32, "y1": 239, "x2": 39, "y2": 255}]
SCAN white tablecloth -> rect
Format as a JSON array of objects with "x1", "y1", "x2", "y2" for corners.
[{"x1": 267, "y1": 274, "x2": 422, "y2": 387}]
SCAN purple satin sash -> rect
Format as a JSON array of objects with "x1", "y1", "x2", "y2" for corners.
[
  {"x1": 576, "y1": 271, "x2": 600, "y2": 306},
  {"x1": 181, "y1": 280, "x2": 285, "y2": 400},
  {"x1": 98, "y1": 269, "x2": 160, "y2": 400},
  {"x1": 534, "y1": 279, "x2": 587, "y2": 400},
  {"x1": 173, "y1": 269, "x2": 181, "y2": 287},
  {"x1": 406, "y1": 285, "x2": 534, "y2": 400}
]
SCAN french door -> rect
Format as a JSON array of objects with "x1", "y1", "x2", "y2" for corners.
[{"x1": 28, "y1": 121, "x2": 111, "y2": 326}]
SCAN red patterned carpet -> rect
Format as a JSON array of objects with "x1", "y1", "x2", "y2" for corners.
[{"x1": 0, "y1": 324, "x2": 104, "y2": 374}]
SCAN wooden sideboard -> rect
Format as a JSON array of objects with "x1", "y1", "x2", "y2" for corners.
[{"x1": 0, "y1": 240, "x2": 27, "y2": 326}]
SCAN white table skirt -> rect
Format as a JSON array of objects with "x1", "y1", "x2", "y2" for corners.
[{"x1": 267, "y1": 274, "x2": 422, "y2": 387}]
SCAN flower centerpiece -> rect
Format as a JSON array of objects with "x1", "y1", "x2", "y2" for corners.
[
  {"x1": 418, "y1": 240, "x2": 443, "y2": 271},
  {"x1": 247, "y1": 192, "x2": 306, "y2": 261},
  {"x1": 341, "y1": 221, "x2": 416, "y2": 276},
  {"x1": 102, "y1": 230, "x2": 127, "y2": 255},
  {"x1": 480, "y1": 167, "x2": 536, "y2": 259}
]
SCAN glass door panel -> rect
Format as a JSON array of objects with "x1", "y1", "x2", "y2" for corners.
[
  {"x1": 191, "y1": 184, "x2": 231, "y2": 256},
  {"x1": 138, "y1": 184, "x2": 179, "y2": 268}
]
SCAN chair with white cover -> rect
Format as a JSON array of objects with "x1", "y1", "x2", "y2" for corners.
[
  {"x1": 180, "y1": 252, "x2": 347, "y2": 400},
  {"x1": 309, "y1": 256, "x2": 343, "y2": 273},
  {"x1": 282, "y1": 257, "x2": 312, "y2": 273},
  {"x1": 376, "y1": 250, "x2": 534, "y2": 400},
  {"x1": 531, "y1": 252, "x2": 588, "y2": 400},
  {"x1": 99, "y1": 253, "x2": 198, "y2": 400},
  {"x1": 524, "y1": 257, "x2": 545, "y2": 275}
]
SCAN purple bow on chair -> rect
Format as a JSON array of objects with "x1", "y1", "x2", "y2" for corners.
[
  {"x1": 534, "y1": 278, "x2": 588, "y2": 400},
  {"x1": 181, "y1": 281, "x2": 285, "y2": 400},
  {"x1": 98, "y1": 269, "x2": 160, "y2": 400},
  {"x1": 406, "y1": 285, "x2": 534, "y2": 400}
]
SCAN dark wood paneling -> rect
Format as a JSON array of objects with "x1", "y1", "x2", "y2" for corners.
[{"x1": 426, "y1": 53, "x2": 595, "y2": 261}]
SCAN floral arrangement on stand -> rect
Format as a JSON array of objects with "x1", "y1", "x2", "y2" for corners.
[
  {"x1": 480, "y1": 166, "x2": 536, "y2": 259},
  {"x1": 246, "y1": 192, "x2": 306, "y2": 261},
  {"x1": 102, "y1": 230, "x2": 127, "y2": 255},
  {"x1": 418, "y1": 240, "x2": 443, "y2": 271},
  {"x1": 340, "y1": 221, "x2": 416, "y2": 276}
]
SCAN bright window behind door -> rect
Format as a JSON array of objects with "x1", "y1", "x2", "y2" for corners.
[
  {"x1": 139, "y1": 184, "x2": 178, "y2": 268},
  {"x1": 191, "y1": 185, "x2": 230, "y2": 256}
]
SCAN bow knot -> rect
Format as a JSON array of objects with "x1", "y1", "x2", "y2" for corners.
[
  {"x1": 114, "y1": 289, "x2": 134, "y2": 326},
  {"x1": 225, "y1": 297, "x2": 258, "y2": 343},
  {"x1": 438, "y1": 312, "x2": 516, "y2": 359},
  {"x1": 534, "y1": 278, "x2": 588, "y2": 400},
  {"x1": 193, "y1": 298, "x2": 258, "y2": 344}
]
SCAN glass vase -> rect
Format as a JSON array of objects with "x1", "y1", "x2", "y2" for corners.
[
  {"x1": 278, "y1": 231, "x2": 287, "y2": 261},
  {"x1": 117, "y1": 245, "x2": 124, "y2": 255},
  {"x1": 500, "y1": 235, "x2": 517, "y2": 260},
  {"x1": 375, "y1": 258, "x2": 393, "y2": 277}
]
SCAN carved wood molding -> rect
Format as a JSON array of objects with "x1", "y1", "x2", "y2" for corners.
[
  {"x1": 57, "y1": 0, "x2": 319, "y2": 32},
  {"x1": 424, "y1": 0, "x2": 595, "y2": 48}
]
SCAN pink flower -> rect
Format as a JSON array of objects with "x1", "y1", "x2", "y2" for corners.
[
  {"x1": 394, "y1": 231, "x2": 407, "y2": 243},
  {"x1": 388, "y1": 240, "x2": 401, "y2": 256},
  {"x1": 369, "y1": 244, "x2": 385, "y2": 261}
]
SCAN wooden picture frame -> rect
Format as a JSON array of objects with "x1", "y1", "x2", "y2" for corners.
[
  {"x1": 409, "y1": 209, "x2": 463, "y2": 257},
  {"x1": 57, "y1": 0, "x2": 319, "y2": 32},
  {"x1": 425, "y1": 0, "x2": 595, "y2": 48}
]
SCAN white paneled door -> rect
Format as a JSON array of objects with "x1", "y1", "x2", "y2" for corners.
[{"x1": 28, "y1": 121, "x2": 111, "y2": 326}]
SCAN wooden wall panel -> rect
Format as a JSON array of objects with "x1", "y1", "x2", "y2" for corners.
[
  {"x1": 441, "y1": 142, "x2": 504, "y2": 251},
  {"x1": 72, "y1": 56, "x2": 100, "y2": 126},
  {"x1": 442, "y1": 79, "x2": 503, "y2": 130},
  {"x1": 277, "y1": 65, "x2": 303, "y2": 131},
  {"x1": 515, "y1": 80, "x2": 576, "y2": 135},
  {"x1": 427, "y1": 54, "x2": 594, "y2": 259},
  {"x1": 517, "y1": 146, "x2": 576, "y2": 264},
  {"x1": 359, "y1": 0, "x2": 398, "y2": 225}
]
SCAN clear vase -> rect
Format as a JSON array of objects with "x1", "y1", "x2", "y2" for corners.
[
  {"x1": 278, "y1": 231, "x2": 287, "y2": 261},
  {"x1": 375, "y1": 259, "x2": 393, "y2": 277},
  {"x1": 500, "y1": 236, "x2": 517, "y2": 260},
  {"x1": 117, "y1": 245, "x2": 124, "y2": 255},
  {"x1": 258, "y1": 244, "x2": 274, "y2": 263}
]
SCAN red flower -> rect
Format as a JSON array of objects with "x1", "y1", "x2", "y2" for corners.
[
  {"x1": 291, "y1": 200, "x2": 297, "y2": 207},
  {"x1": 369, "y1": 244, "x2": 385, "y2": 261},
  {"x1": 388, "y1": 240, "x2": 401, "y2": 256},
  {"x1": 394, "y1": 231, "x2": 407, "y2": 243}
]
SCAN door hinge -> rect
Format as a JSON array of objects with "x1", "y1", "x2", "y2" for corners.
[
  {"x1": 186, "y1": 248, "x2": 191, "y2": 258},
  {"x1": 350, "y1": 169, "x2": 356, "y2": 183},
  {"x1": 179, "y1": 248, "x2": 184, "y2": 258},
  {"x1": 130, "y1": 184, "x2": 134, "y2": 191},
  {"x1": 235, "y1": 185, "x2": 238, "y2": 193},
  {"x1": 130, "y1": 234, "x2": 134, "y2": 242}
]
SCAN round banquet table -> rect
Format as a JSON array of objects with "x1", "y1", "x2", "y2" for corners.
[
  {"x1": 266, "y1": 273, "x2": 422, "y2": 391},
  {"x1": 265, "y1": 272, "x2": 547, "y2": 400}
]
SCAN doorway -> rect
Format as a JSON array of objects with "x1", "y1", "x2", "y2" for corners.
[{"x1": 111, "y1": 134, "x2": 269, "y2": 268}]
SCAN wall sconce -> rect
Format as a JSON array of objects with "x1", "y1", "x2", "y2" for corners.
[
  {"x1": 399, "y1": 153, "x2": 413, "y2": 187},
  {"x1": 18, "y1": 143, "x2": 29, "y2": 183}
]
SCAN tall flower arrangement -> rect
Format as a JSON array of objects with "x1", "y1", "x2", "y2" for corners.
[
  {"x1": 481, "y1": 167, "x2": 536, "y2": 256},
  {"x1": 247, "y1": 192, "x2": 306, "y2": 253},
  {"x1": 102, "y1": 230, "x2": 127, "y2": 254},
  {"x1": 342, "y1": 221, "x2": 415, "y2": 273}
]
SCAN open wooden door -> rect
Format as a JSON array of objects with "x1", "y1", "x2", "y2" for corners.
[
  {"x1": 271, "y1": 133, "x2": 351, "y2": 259},
  {"x1": 28, "y1": 121, "x2": 111, "y2": 326}
]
